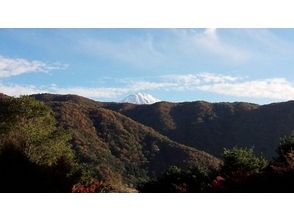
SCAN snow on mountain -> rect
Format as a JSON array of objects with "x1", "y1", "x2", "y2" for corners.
[{"x1": 121, "y1": 93, "x2": 160, "y2": 104}]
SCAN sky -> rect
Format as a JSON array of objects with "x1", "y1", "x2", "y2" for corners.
[{"x1": 1, "y1": 28, "x2": 294, "y2": 104}]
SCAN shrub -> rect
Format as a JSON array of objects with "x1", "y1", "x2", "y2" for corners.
[
  {"x1": 139, "y1": 165, "x2": 211, "y2": 193},
  {"x1": 276, "y1": 131, "x2": 294, "y2": 163},
  {"x1": 221, "y1": 147, "x2": 268, "y2": 177}
]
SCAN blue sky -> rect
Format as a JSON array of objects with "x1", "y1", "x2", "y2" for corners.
[{"x1": 1, "y1": 28, "x2": 294, "y2": 104}]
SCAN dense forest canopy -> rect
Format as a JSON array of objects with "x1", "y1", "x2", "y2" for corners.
[{"x1": 1, "y1": 93, "x2": 294, "y2": 192}]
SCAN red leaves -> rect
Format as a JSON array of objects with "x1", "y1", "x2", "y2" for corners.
[
  {"x1": 211, "y1": 176, "x2": 225, "y2": 188},
  {"x1": 72, "y1": 180, "x2": 107, "y2": 193}
]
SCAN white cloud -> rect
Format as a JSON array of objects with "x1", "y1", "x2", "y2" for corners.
[
  {"x1": 129, "y1": 81, "x2": 177, "y2": 90},
  {"x1": 166, "y1": 72, "x2": 239, "y2": 89},
  {"x1": 51, "y1": 86, "x2": 127, "y2": 99},
  {"x1": 50, "y1": 81, "x2": 177, "y2": 99},
  {"x1": 131, "y1": 73, "x2": 294, "y2": 101},
  {"x1": 198, "y1": 72, "x2": 239, "y2": 83},
  {"x1": 168, "y1": 74, "x2": 201, "y2": 86},
  {"x1": 3, "y1": 72, "x2": 294, "y2": 102},
  {"x1": 197, "y1": 77, "x2": 294, "y2": 100},
  {"x1": 0, "y1": 83, "x2": 127, "y2": 99},
  {"x1": 0, "y1": 55, "x2": 68, "y2": 78},
  {"x1": 0, "y1": 83, "x2": 48, "y2": 96}
]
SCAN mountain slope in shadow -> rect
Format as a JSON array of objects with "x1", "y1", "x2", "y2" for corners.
[
  {"x1": 32, "y1": 94, "x2": 220, "y2": 188},
  {"x1": 105, "y1": 100, "x2": 294, "y2": 159}
]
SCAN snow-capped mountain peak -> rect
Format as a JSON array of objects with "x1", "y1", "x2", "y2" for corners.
[{"x1": 121, "y1": 93, "x2": 160, "y2": 104}]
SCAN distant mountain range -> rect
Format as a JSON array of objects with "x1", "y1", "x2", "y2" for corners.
[
  {"x1": 32, "y1": 93, "x2": 294, "y2": 160},
  {"x1": 121, "y1": 93, "x2": 160, "y2": 104}
]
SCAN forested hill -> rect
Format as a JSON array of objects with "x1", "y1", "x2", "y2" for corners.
[
  {"x1": 30, "y1": 93, "x2": 220, "y2": 191},
  {"x1": 33, "y1": 93, "x2": 294, "y2": 159},
  {"x1": 104, "y1": 100, "x2": 294, "y2": 159}
]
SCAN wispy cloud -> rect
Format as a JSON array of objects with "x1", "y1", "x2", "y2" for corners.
[
  {"x1": 74, "y1": 29, "x2": 294, "y2": 69},
  {"x1": 80, "y1": 35, "x2": 165, "y2": 68},
  {"x1": 77, "y1": 29, "x2": 253, "y2": 68},
  {"x1": 242, "y1": 29, "x2": 294, "y2": 55},
  {"x1": 0, "y1": 55, "x2": 68, "y2": 78},
  {"x1": 173, "y1": 29, "x2": 252, "y2": 63},
  {"x1": 129, "y1": 81, "x2": 177, "y2": 90}
]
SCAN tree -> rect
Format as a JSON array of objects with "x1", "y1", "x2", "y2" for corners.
[
  {"x1": 276, "y1": 131, "x2": 294, "y2": 164},
  {"x1": 0, "y1": 96, "x2": 74, "y2": 166},
  {"x1": 209, "y1": 147, "x2": 268, "y2": 192},
  {"x1": 221, "y1": 147, "x2": 268, "y2": 177},
  {"x1": 0, "y1": 96, "x2": 79, "y2": 192},
  {"x1": 139, "y1": 165, "x2": 211, "y2": 193}
]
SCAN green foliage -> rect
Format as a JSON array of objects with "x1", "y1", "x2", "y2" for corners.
[
  {"x1": 222, "y1": 147, "x2": 268, "y2": 177},
  {"x1": 276, "y1": 131, "x2": 294, "y2": 161},
  {"x1": 166, "y1": 165, "x2": 182, "y2": 177},
  {"x1": 0, "y1": 96, "x2": 74, "y2": 167},
  {"x1": 0, "y1": 96, "x2": 83, "y2": 191},
  {"x1": 140, "y1": 165, "x2": 211, "y2": 192}
]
